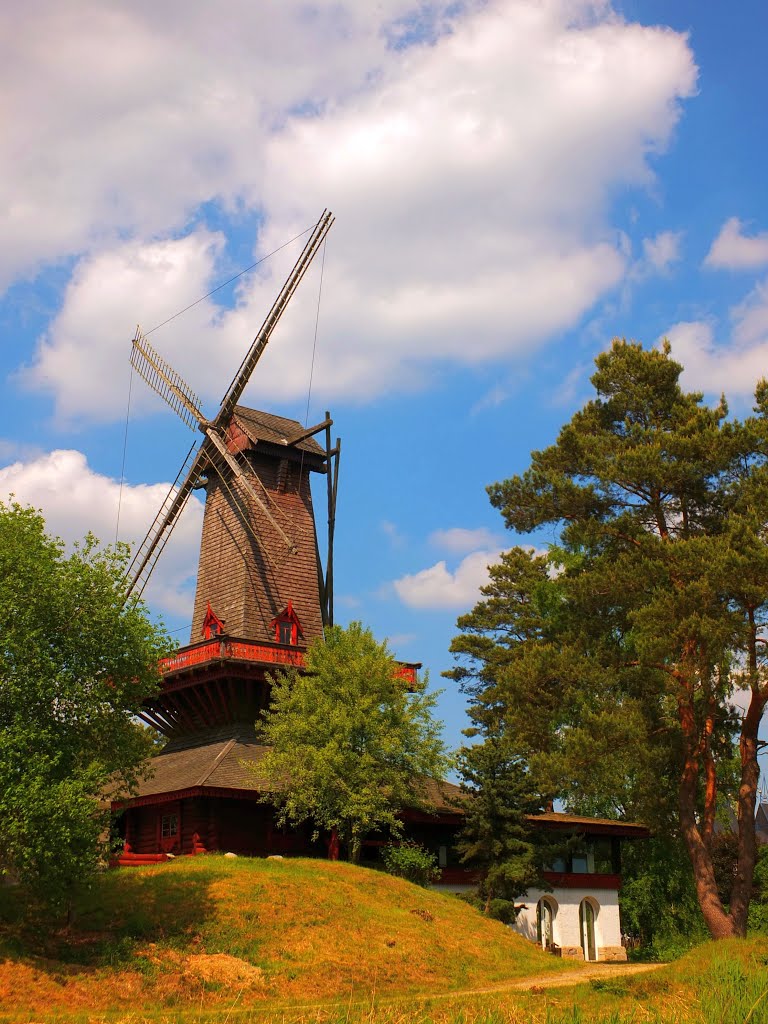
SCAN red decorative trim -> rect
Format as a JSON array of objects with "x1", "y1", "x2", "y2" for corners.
[
  {"x1": 438, "y1": 867, "x2": 480, "y2": 885},
  {"x1": 159, "y1": 638, "x2": 306, "y2": 676},
  {"x1": 202, "y1": 602, "x2": 226, "y2": 640},
  {"x1": 542, "y1": 871, "x2": 622, "y2": 890},
  {"x1": 270, "y1": 601, "x2": 304, "y2": 646},
  {"x1": 112, "y1": 785, "x2": 263, "y2": 812},
  {"x1": 157, "y1": 637, "x2": 421, "y2": 693}
]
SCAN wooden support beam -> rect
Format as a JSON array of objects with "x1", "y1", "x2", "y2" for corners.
[{"x1": 282, "y1": 416, "x2": 333, "y2": 448}]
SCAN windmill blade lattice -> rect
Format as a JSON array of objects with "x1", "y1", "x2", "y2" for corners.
[
  {"x1": 131, "y1": 329, "x2": 204, "y2": 430},
  {"x1": 125, "y1": 442, "x2": 206, "y2": 601}
]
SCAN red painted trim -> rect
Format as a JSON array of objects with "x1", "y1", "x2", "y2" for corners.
[
  {"x1": 542, "y1": 871, "x2": 622, "y2": 890},
  {"x1": 201, "y1": 602, "x2": 226, "y2": 640},
  {"x1": 159, "y1": 638, "x2": 306, "y2": 676},
  {"x1": 112, "y1": 785, "x2": 263, "y2": 812},
  {"x1": 270, "y1": 601, "x2": 304, "y2": 646},
  {"x1": 156, "y1": 638, "x2": 419, "y2": 692},
  {"x1": 438, "y1": 867, "x2": 480, "y2": 885}
]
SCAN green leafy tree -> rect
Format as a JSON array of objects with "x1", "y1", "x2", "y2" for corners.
[
  {"x1": 447, "y1": 341, "x2": 768, "y2": 939},
  {"x1": 256, "y1": 621, "x2": 450, "y2": 862},
  {"x1": 619, "y1": 837, "x2": 707, "y2": 959},
  {"x1": 0, "y1": 502, "x2": 169, "y2": 913}
]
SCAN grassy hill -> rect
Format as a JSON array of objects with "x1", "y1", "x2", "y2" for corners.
[
  {"x1": 4, "y1": 856, "x2": 767, "y2": 1023},
  {"x1": 0, "y1": 855, "x2": 573, "y2": 1014}
]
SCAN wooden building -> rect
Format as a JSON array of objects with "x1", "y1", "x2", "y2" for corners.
[{"x1": 113, "y1": 406, "x2": 448, "y2": 864}]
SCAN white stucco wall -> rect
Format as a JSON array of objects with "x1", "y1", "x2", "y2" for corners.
[{"x1": 512, "y1": 886, "x2": 622, "y2": 958}]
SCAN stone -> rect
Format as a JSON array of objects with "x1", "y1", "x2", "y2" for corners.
[
  {"x1": 598, "y1": 946, "x2": 628, "y2": 962},
  {"x1": 224, "y1": 851, "x2": 238, "y2": 858}
]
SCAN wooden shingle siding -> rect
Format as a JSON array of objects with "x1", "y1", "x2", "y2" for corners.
[{"x1": 191, "y1": 426, "x2": 325, "y2": 644}]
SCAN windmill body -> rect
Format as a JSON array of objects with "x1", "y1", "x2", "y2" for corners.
[
  {"x1": 114, "y1": 403, "x2": 341, "y2": 860},
  {"x1": 112, "y1": 212, "x2": 450, "y2": 866},
  {"x1": 191, "y1": 406, "x2": 327, "y2": 647}
]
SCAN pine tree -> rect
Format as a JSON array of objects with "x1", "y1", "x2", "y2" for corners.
[{"x1": 447, "y1": 340, "x2": 768, "y2": 939}]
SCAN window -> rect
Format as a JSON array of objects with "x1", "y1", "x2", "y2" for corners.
[
  {"x1": 438, "y1": 845, "x2": 448, "y2": 868},
  {"x1": 546, "y1": 838, "x2": 618, "y2": 874},
  {"x1": 570, "y1": 844, "x2": 593, "y2": 873},
  {"x1": 161, "y1": 814, "x2": 178, "y2": 839},
  {"x1": 592, "y1": 837, "x2": 615, "y2": 874},
  {"x1": 271, "y1": 601, "x2": 304, "y2": 646}
]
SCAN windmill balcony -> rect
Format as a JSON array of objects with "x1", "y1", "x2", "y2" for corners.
[
  {"x1": 159, "y1": 636, "x2": 305, "y2": 678},
  {"x1": 158, "y1": 636, "x2": 419, "y2": 688}
]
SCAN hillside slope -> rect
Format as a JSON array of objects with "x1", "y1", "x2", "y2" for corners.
[{"x1": 0, "y1": 855, "x2": 578, "y2": 1012}]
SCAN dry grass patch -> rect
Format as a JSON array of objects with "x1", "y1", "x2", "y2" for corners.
[{"x1": 0, "y1": 855, "x2": 576, "y2": 1014}]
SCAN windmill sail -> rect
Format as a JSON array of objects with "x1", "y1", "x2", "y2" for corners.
[
  {"x1": 217, "y1": 209, "x2": 334, "y2": 424},
  {"x1": 131, "y1": 329, "x2": 204, "y2": 430}
]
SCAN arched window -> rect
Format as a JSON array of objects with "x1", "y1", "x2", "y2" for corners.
[{"x1": 579, "y1": 898, "x2": 599, "y2": 961}]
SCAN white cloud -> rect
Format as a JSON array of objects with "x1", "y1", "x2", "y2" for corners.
[
  {"x1": 705, "y1": 218, "x2": 768, "y2": 270},
  {"x1": 0, "y1": 450, "x2": 203, "y2": 622},
  {"x1": 393, "y1": 548, "x2": 501, "y2": 609},
  {"x1": 11, "y1": 1, "x2": 697, "y2": 417},
  {"x1": 664, "y1": 305, "x2": 768, "y2": 402},
  {"x1": 430, "y1": 526, "x2": 501, "y2": 554},
  {"x1": 0, "y1": 0, "x2": 444, "y2": 289},
  {"x1": 19, "y1": 231, "x2": 228, "y2": 425},
  {"x1": 0, "y1": 438, "x2": 44, "y2": 463},
  {"x1": 381, "y1": 519, "x2": 406, "y2": 548},
  {"x1": 642, "y1": 230, "x2": 682, "y2": 273}
]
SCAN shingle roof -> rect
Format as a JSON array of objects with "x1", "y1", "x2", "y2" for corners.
[
  {"x1": 126, "y1": 729, "x2": 464, "y2": 817},
  {"x1": 416, "y1": 777, "x2": 466, "y2": 814},
  {"x1": 130, "y1": 728, "x2": 269, "y2": 798},
  {"x1": 234, "y1": 406, "x2": 326, "y2": 458}
]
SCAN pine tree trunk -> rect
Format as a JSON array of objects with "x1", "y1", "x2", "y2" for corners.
[
  {"x1": 679, "y1": 768, "x2": 737, "y2": 938},
  {"x1": 729, "y1": 688, "x2": 765, "y2": 935},
  {"x1": 678, "y1": 684, "x2": 737, "y2": 940}
]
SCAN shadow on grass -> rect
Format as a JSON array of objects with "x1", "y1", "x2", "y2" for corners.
[{"x1": 0, "y1": 864, "x2": 217, "y2": 968}]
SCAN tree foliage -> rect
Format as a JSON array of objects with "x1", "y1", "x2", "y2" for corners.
[
  {"x1": 0, "y1": 502, "x2": 168, "y2": 911},
  {"x1": 256, "y1": 622, "x2": 450, "y2": 862},
  {"x1": 446, "y1": 340, "x2": 768, "y2": 939},
  {"x1": 456, "y1": 726, "x2": 549, "y2": 921},
  {"x1": 381, "y1": 841, "x2": 441, "y2": 887}
]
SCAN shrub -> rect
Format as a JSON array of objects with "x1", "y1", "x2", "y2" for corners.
[{"x1": 381, "y1": 842, "x2": 440, "y2": 887}]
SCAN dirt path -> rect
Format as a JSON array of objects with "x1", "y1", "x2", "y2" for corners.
[
  {"x1": 381, "y1": 962, "x2": 666, "y2": 1003},
  {"x1": 251, "y1": 963, "x2": 668, "y2": 1016},
  {"x1": 503, "y1": 961, "x2": 665, "y2": 992}
]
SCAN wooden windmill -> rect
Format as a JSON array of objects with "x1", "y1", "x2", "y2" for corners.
[{"x1": 125, "y1": 209, "x2": 340, "y2": 645}]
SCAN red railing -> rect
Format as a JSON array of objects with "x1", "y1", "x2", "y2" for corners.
[
  {"x1": 159, "y1": 637, "x2": 419, "y2": 686},
  {"x1": 159, "y1": 638, "x2": 305, "y2": 676}
]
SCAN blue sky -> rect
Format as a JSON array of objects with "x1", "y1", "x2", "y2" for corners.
[{"x1": 2, "y1": 0, "x2": 768, "y2": 764}]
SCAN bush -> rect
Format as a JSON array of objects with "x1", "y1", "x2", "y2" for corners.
[{"x1": 381, "y1": 842, "x2": 440, "y2": 887}]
